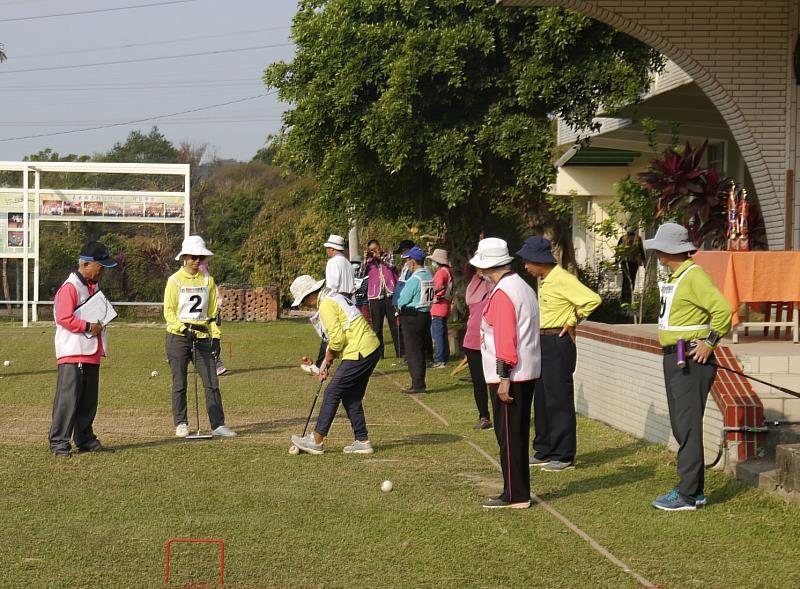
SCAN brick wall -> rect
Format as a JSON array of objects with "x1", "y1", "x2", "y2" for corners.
[
  {"x1": 575, "y1": 322, "x2": 765, "y2": 470},
  {"x1": 501, "y1": 0, "x2": 798, "y2": 249}
]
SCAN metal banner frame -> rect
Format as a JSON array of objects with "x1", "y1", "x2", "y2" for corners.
[{"x1": 0, "y1": 161, "x2": 191, "y2": 327}]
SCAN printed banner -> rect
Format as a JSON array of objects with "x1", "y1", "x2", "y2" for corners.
[{"x1": 0, "y1": 191, "x2": 186, "y2": 256}]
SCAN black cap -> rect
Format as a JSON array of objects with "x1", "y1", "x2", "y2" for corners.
[
  {"x1": 79, "y1": 241, "x2": 118, "y2": 268},
  {"x1": 394, "y1": 239, "x2": 415, "y2": 254}
]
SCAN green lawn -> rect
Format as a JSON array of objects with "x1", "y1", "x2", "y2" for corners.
[{"x1": 1, "y1": 321, "x2": 799, "y2": 588}]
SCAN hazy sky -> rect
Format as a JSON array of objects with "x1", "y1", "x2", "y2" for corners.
[{"x1": 0, "y1": 0, "x2": 298, "y2": 162}]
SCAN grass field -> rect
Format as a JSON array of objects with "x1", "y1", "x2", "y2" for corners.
[{"x1": 1, "y1": 320, "x2": 800, "y2": 588}]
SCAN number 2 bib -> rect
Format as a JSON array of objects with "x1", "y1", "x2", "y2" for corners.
[{"x1": 178, "y1": 280, "x2": 209, "y2": 322}]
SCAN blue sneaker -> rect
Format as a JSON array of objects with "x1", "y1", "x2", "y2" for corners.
[
  {"x1": 652, "y1": 489, "x2": 696, "y2": 511},
  {"x1": 659, "y1": 487, "x2": 707, "y2": 506}
]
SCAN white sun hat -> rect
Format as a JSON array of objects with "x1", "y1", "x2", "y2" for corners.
[
  {"x1": 174, "y1": 235, "x2": 214, "y2": 261},
  {"x1": 290, "y1": 275, "x2": 325, "y2": 307},
  {"x1": 469, "y1": 238, "x2": 514, "y2": 269},
  {"x1": 323, "y1": 234, "x2": 346, "y2": 251},
  {"x1": 643, "y1": 223, "x2": 697, "y2": 254}
]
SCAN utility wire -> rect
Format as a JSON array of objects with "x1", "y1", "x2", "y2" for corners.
[
  {"x1": 11, "y1": 26, "x2": 289, "y2": 60},
  {"x1": 0, "y1": 92, "x2": 275, "y2": 142},
  {"x1": 0, "y1": 0, "x2": 201, "y2": 22},
  {"x1": 0, "y1": 42, "x2": 294, "y2": 74}
]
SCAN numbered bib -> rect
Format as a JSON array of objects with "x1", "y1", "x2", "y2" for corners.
[
  {"x1": 658, "y1": 265, "x2": 710, "y2": 332},
  {"x1": 179, "y1": 285, "x2": 209, "y2": 322},
  {"x1": 419, "y1": 279, "x2": 435, "y2": 306}
]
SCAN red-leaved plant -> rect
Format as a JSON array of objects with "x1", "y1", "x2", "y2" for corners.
[{"x1": 638, "y1": 140, "x2": 730, "y2": 248}]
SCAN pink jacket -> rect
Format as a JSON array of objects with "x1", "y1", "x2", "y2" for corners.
[{"x1": 462, "y1": 274, "x2": 492, "y2": 350}]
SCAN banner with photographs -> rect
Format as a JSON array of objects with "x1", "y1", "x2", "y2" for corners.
[
  {"x1": 39, "y1": 192, "x2": 186, "y2": 221},
  {"x1": 0, "y1": 192, "x2": 35, "y2": 256},
  {"x1": 0, "y1": 190, "x2": 186, "y2": 256}
]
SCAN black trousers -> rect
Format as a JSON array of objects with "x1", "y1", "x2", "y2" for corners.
[
  {"x1": 369, "y1": 297, "x2": 400, "y2": 357},
  {"x1": 166, "y1": 333, "x2": 225, "y2": 430},
  {"x1": 465, "y1": 348, "x2": 489, "y2": 420},
  {"x1": 315, "y1": 347, "x2": 381, "y2": 440},
  {"x1": 400, "y1": 311, "x2": 430, "y2": 390},
  {"x1": 621, "y1": 262, "x2": 639, "y2": 304},
  {"x1": 49, "y1": 362, "x2": 101, "y2": 452},
  {"x1": 490, "y1": 381, "x2": 535, "y2": 503},
  {"x1": 663, "y1": 352, "x2": 716, "y2": 499},
  {"x1": 533, "y1": 334, "x2": 577, "y2": 463}
]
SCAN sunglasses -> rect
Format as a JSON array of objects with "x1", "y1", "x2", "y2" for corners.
[{"x1": 189, "y1": 255, "x2": 206, "y2": 261}]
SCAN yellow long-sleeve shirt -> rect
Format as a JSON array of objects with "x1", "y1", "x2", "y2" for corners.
[
  {"x1": 657, "y1": 259, "x2": 732, "y2": 347},
  {"x1": 539, "y1": 265, "x2": 601, "y2": 329},
  {"x1": 319, "y1": 295, "x2": 380, "y2": 360},
  {"x1": 163, "y1": 268, "x2": 221, "y2": 339}
]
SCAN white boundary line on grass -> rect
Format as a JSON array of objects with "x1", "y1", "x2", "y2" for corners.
[{"x1": 376, "y1": 369, "x2": 659, "y2": 589}]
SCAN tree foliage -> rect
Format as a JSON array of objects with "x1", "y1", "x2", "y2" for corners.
[{"x1": 265, "y1": 0, "x2": 662, "y2": 261}]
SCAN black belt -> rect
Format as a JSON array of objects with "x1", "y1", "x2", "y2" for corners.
[
  {"x1": 541, "y1": 327, "x2": 564, "y2": 336},
  {"x1": 663, "y1": 341, "x2": 697, "y2": 355},
  {"x1": 184, "y1": 324, "x2": 209, "y2": 333},
  {"x1": 398, "y1": 307, "x2": 429, "y2": 317}
]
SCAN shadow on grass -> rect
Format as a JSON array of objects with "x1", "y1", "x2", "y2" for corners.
[
  {"x1": 537, "y1": 464, "x2": 657, "y2": 501},
  {"x1": 576, "y1": 440, "x2": 652, "y2": 467},
  {"x1": 378, "y1": 432, "x2": 462, "y2": 451},
  {"x1": 1, "y1": 369, "x2": 57, "y2": 377},
  {"x1": 232, "y1": 417, "x2": 309, "y2": 435},
  {"x1": 221, "y1": 365, "x2": 295, "y2": 376},
  {"x1": 111, "y1": 437, "x2": 190, "y2": 452},
  {"x1": 705, "y1": 476, "x2": 751, "y2": 505}
]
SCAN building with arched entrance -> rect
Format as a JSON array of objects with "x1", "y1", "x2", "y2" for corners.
[{"x1": 499, "y1": 0, "x2": 799, "y2": 251}]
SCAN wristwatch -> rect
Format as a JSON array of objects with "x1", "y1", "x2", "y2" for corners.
[{"x1": 705, "y1": 330, "x2": 722, "y2": 347}]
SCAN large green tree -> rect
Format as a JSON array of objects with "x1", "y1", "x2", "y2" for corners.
[{"x1": 266, "y1": 0, "x2": 662, "y2": 262}]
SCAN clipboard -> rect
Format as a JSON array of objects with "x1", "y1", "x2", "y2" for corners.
[{"x1": 74, "y1": 290, "x2": 118, "y2": 337}]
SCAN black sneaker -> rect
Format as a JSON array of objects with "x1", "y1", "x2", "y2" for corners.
[
  {"x1": 481, "y1": 496, "x2": 531, "y2": 509},
  {"x1": 473, "y1": 418, "x2": 493, "y2": 430},
  {"x1": 402, "y1": 387, "x2": 426, "y2": 394},
  {"x1": 77, "y1": 443, "x2": 115, "y2": 454},
  {"x1": 51, "y1": 449, "x2": 71, "y2": 458}
]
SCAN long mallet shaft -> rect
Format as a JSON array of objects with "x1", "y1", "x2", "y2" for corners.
[{"x1": 711, "y1": 362, "x2": 800, "y2": 399}]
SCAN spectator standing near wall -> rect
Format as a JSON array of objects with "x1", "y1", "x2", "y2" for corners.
[
  {"x1": 644, "y1": 223, "x2": 732, "y2": 511},
  {"x1": 518, "y1": 236, "x2": 600, "y2": 472}
]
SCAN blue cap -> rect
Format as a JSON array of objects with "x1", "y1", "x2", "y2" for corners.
[
  {"x1": 516, "y1": 236, "x2": 557, "y2": 264},
  {"x1": 401, "y1": 245, "x2": 426, "y2": 262}
]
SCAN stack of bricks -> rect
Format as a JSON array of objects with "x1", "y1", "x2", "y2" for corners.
[
  {"x1": 245, "y1": 286, "x2": 280, "y2": 321},
  {"x1": 218, "y1": 285, "x2": 279, "y2": 322}
]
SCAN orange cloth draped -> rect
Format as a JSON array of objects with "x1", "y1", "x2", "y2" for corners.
[{"x1": 692, "y1": 251, "x2": 800, "y2": 326}]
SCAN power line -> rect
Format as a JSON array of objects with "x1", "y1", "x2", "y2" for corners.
[
  {"x1": 0, "y1": 92, "x2": 276, "y2": 142},
  {"x1": 0, "y1": 0, "x2": 201, "y2": 22},
  {"x1": 11, "y1": 26, "x2": 290, "y2": 60},
  {"x1": 1, "y1": 80, "x2": 258, "y2": 91},
  {"x1": 0, "y1": 42, "x2": 294, "y2": 74}
]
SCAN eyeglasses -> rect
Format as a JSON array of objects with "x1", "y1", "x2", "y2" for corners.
[{"x1": 189, "y1": 255, "x2": 206, "y2": 261}]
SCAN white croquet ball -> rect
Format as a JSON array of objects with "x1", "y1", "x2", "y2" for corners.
[
  {"x1": 288, "y1": 445, "x2": 300, "y2": 455},
  {"x1": 3, "y1": 360, "x2": 10, "y2": 367},
  {"x1": 150, "y1": 370, "x2": 159, "y2": 377},
  {"x1": 381, "y1": 480, "x2": 393, "y2": 493}
]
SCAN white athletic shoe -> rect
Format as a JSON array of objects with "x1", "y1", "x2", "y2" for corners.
[
  {"x1": 212, "y1": 425, "x2": 237, "y2": 437},
  {"x1": 343, "y1": 440, "x2": 374, "y2": 454},
  {"x1": 175, "y1": 423, "x2": 189, "y2": 438},
  {"x1": 300, "y1": 363, "x2": 320, "y2": 375}
]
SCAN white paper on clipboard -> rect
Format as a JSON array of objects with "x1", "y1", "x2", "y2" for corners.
[{"x1": 74, "y1": 290, "x2": 118, "y2": 337}]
